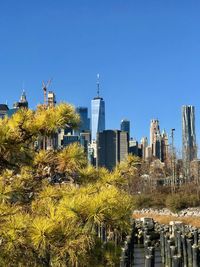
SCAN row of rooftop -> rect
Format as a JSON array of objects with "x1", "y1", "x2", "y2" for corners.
[{"x1": 0, "y1": 83, "x2": 197, "y2": 172}]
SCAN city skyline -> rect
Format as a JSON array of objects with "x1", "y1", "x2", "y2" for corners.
[
  {"x1": 3, "y1": 88, "x2": 200, "y2": 156},
  {"x1": 1, "y1": 1, "x2": 200, "y2": 150}
]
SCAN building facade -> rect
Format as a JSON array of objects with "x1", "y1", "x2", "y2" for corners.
[
  {"x1": 74, "y1": 107, "x2": 90, "y2": 135},
  {"x1": 97, "y1": 130, "x2": 129, "y2": 170},
  {"x1": 47, "y1": 91, "x2": 56, "y2": 107},
  {"x1": 149, "y1": 119, "x2": 169, "y2": 162},
  {"x1": 91, "y1": 96, "x2": 105, "y2": 141},
  {"x1": 13, "y1": 91, "x2": 28, "y2": 109},
  {"x1": 120, "y1": 119, "x2": 130, "y2": 138},
  {"x1": 0, "y1": 104, "x2": 9, "y2": 119},
  {"x1": 150, "y1": 119, "x2": 160, "y2": 156},
  {"x1": 182, "y1": 105, "x2": 197, "y2": 164},
  {"x1": 161, "y1": 130, "x2": 169, "y2": 163},
  {"x1": 141, "y1": 137, "x2": 148, "y2": 159}
]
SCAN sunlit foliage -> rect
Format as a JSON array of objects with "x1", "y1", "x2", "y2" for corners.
[{"x1": 0, "y1": 104, "x2": 134, "y2": 267}]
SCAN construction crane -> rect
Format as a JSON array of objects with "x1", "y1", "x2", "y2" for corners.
[{"x1": 42, "y1": 79, "x2": 52, "y2": 106}]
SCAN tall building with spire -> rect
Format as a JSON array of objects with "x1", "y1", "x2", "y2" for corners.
[
  {"x1": 182, "y1": 105, "x2": 197, "y2": 164},
  {"x1": 13, "y1": 90, "x2": 28, "y2": 109},
  {"x1": 91, "y1": 74, "x2": 105, "y2": 141}
]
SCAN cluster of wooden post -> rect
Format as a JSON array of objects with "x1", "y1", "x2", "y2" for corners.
[
  {"x1": 160, "y1": 226, "x2": 200, "y2": 267},
  {"x1": 143, "y1": 227, "x2": 156, "y2": 267},
  {"x1": 120, "y1": 221, "x2": 135, "y2": 267},
  {"x1": 119, "y1": 219, "x2": 200, "y2": 267}
]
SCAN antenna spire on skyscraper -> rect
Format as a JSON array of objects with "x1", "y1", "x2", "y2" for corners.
[{"x1": 97, "y1": 73, "x2": 100, "y2": 97}]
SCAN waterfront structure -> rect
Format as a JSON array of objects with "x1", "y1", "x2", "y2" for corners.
[
  {"x1": 182, "y1": 105, "x2": 197, "y2": 167},
  {"x1": 120, "y1": 119, "x2": 130, "y2": 138},
  {"x1": 97, "y1": 130, "x2": 129, "y2": 170},
  {"x1": 91, "y1": 75, "x2": 105, "y2": 141}
]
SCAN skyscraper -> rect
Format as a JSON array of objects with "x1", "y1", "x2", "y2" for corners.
[
  {"x1": 97, "y1": 130, "x2": 129, "y2": 170},
  {"x1": 91, "y1": 75, "x2": 105, "y2": 141},
  {"x1": 150, "y1": 119, "x2": 161, "y2": 159},
  {"x1": 182, "y1": 105, "x2": 197, "y2": 164},
  {"x1": 150, "y1": 119, "x2": 160, "y2": 150},
  {"x1": 141, "y1": 137, "x2": 148, "y2": 159},
  {"x1": 120, "y1": 119, "x2": 130, "y2": 138},
  {"x1": 75, "y1": 107, "x2": 90, "y2": 135},
  {"x1": 149, "y1": 119, "x2": 169, "y2": 162},
  {"x1": 161, "y1": 130, "x2": 169, "y2": 163}
]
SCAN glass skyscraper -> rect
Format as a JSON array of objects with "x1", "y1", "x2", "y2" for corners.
[
  {"x1": 75, "y1": 107, "x2": 90, "y2": 135},
  {"x1": 120, "y1": 119, "x2": 130, "y2": 138},
  {"x1": 91, "y1": 96, "x2": 105, "y2": 141}
]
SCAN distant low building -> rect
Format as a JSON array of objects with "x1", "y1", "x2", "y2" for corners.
[{"x1": 0, "y1": 104, "x2": 9, "y2": 118}]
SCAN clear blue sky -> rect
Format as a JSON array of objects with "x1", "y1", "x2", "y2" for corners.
[{"x1": 0, "y1": 0, "x2": 200, "y2": 151}]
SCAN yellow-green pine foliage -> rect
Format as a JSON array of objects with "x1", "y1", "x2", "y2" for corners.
[{"x1": 0, "y1": 103, "x2": 134, "y2": 267}]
